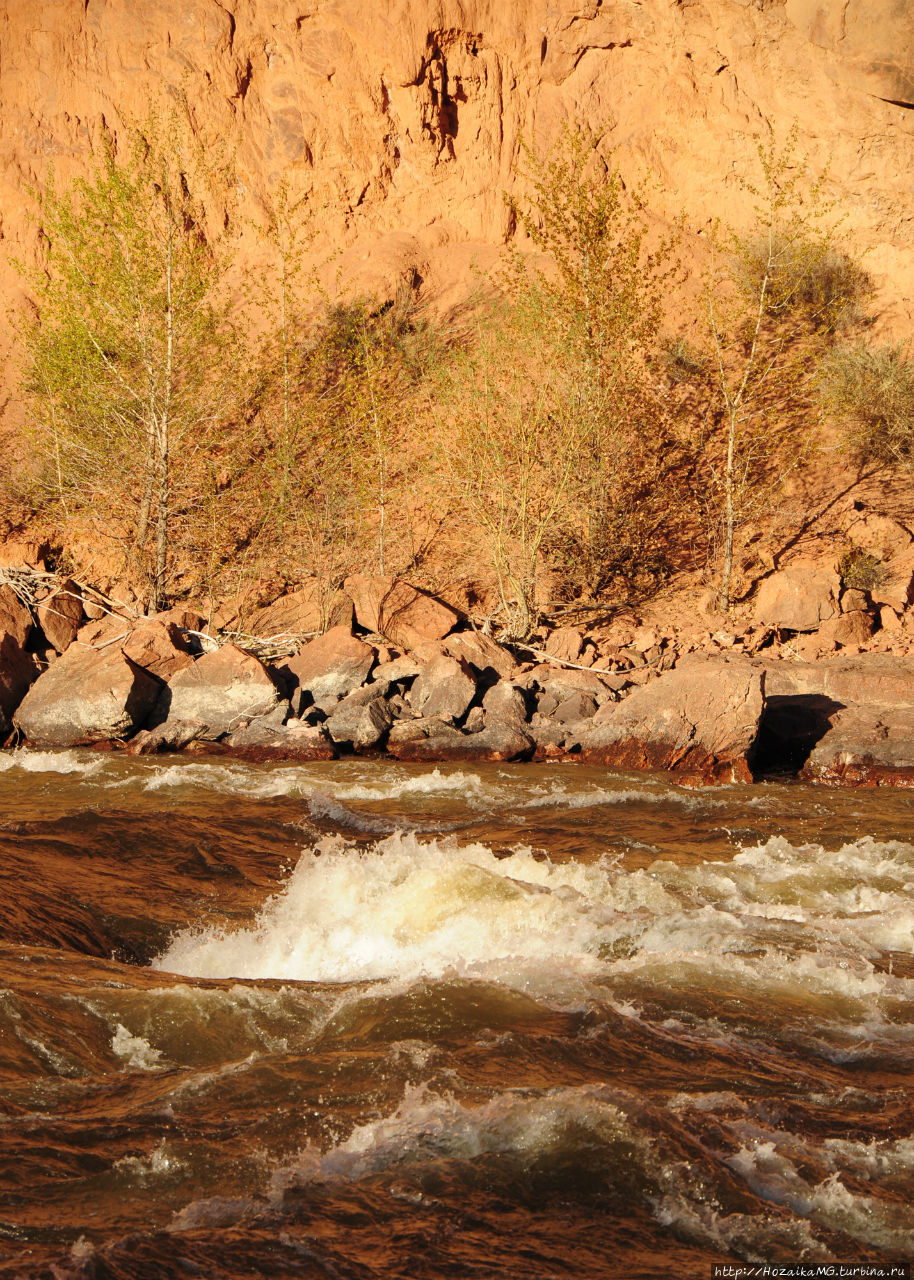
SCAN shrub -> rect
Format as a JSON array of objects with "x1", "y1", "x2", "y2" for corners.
[
  {"x1": 820, "y1": 342, "x2": 914, "y2": 467},
  {"x1": 735, "y1": 236, "x2": 870, "y2": 332},
  {"x1": 838, "y1": 544, "x2": 885, "y2": 592}
]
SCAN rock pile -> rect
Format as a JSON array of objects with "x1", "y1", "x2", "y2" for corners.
[{"x1": 3, "y1": 567, "x2": 914, "y2": 786}]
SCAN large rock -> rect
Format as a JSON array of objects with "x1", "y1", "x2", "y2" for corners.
[
  {"x1": 155, "y1": 644, "x2": 279, "y2": 740},
  {"x1": 275, "y1": 626, "x2": 375, "y2": 707},
  {"x1": 0, "y1": 632, "x2": 38, "y2": 735},
  {"x1": 579, "y1": 656, "x2": 765, "y2": 783},
  {"x1": 0, "y1": 585, "x2": 33, "y2": 648},
  {"x1": 14, "y1": 644, "x2": 161, "y2": 746},
  {"x1": 801, "y1": 706, "x2": 914, "y2": 786},
  {"x1": 247, "y1": 584, "x2": 353, "y2": 638},
  {"x1": 407, "y1": 654, "x2": 476, "y2": 722},
  {"x1": 752, "y1": 654, "x2": 914, "y2": 781},
  {"x1": 122, "y1": 620, "x2": 196, "y2": 680},
  {"x1": 754, "y1": 564, "x2": 840, "y2": 632},
  {"x1": 344, "y1": 574, "x2": 459, "y2": 649},
  {"x1": 481, "y1": 680, "x2": 529, "y2": 728},
  {"x1": 760, "y1": 653, "x2": 914, "y2": 707},
  {"x1": 36, "y1": 578, "x2": 85, "y2": 653},
  {"x1": 869, "y1": 547, "x2": 914, "y2": 614},
  {"x1": 442, "y1": 632, "x2": 519, "y2": 680},
  {"x1": 324, "y1": 685, "x2": 393, "y2": 749}
]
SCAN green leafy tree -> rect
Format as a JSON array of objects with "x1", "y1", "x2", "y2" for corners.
[
  {"x1": 504, "y1": 124, "x2": 683, "y2": 604},
  {"x1": 441, "y1": 123, "x2": 683, "y2": 637},
  {"x1": 18, "y1": 111, "x2": 241, "y2": 610},
  {"x1": 704, "y1": 126, "x2": 867, "y2": 610}
]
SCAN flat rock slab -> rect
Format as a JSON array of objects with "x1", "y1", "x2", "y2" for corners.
[
  {"x1": 156, "y1": 643, "x2": 279, "y2": 740},
  {"x1": 388, "y1": 720, "x2": 533, "y2": 763},
  {"x1": 14, "y1": 643, "x2": 161, "y2": 747},
  {"x1": 760, "y1": 653, "x2": 914, "y2": 708},
  {"x1": 578, "y1": 656, "x2": 765, "y2": 784}
]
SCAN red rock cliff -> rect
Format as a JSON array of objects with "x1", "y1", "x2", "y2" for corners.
[{"x1": 2, "y1": 0, "x2": 913, "y2": 349}]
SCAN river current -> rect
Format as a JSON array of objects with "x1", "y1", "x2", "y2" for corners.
[{"x1": 0, "y1": 750, "x2": 912, "y2": 1277}]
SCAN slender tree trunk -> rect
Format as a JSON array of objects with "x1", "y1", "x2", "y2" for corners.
[
  {"x1": 152, "y1": 183, "x2": 175, "y2": 614},
  {"x1": 719, "y1": 407, "x2": 737, "y2": 612}
]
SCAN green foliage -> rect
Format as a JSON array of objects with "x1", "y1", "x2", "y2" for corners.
[
  {"x1": 734, "y1": 237, "x2": 869, "y2": 333},
  {"x1": 838, "y1": 544, "x2": 885, "y2": 593},
  {"x1": 820, "y1": 341, "x2": 914, "y2": 467},
  {"x1": 495, "y1": 123, "x2": 683, "y2": 610},
  {"x1": 18, "y1": 110, "x2": 241, "y2": 609},
  {"x1": 704, "y1": 125, "x2": 856, "y2": 610}
]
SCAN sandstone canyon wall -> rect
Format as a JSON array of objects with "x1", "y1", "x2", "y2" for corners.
[{"x1": 1, "y1": 0, "x2": 913, "y2": 395}]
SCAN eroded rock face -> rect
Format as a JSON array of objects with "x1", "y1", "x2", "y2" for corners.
[
  {"x1": 579, "y1": 656, "x2": 765, "y2": 783},
  {"x1": 4, "y1": 0, "x2": 914, "y2": 428},
  {"x1": 14, "y1": 645, "x2": 161, "y2": 746}
]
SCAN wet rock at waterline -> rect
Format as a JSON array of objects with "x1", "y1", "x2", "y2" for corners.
[
  {"x1": 801, "y1": 704, "x2": 914, "y2": 785},
  {"x1": 578, "y1": 656, "x2": 765, "y2": 784},
  {"x1": 13, "y1": 643, "x2": 161, "y2": 747}
]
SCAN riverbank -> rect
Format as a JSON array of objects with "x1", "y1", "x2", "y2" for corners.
[{"x1": 3, "y1": 567, "x2": 914, "y2": 786}]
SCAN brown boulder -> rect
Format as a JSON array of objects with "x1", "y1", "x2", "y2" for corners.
[
  {"x1": 482, "y1": 680, "x2": 529, "y2": 728},
  {"x1": 0, "y1": 632, "x2": 38, "y2": 735},
  {"x1": 155, "y1": 644, "x2": 279, "y2": 740},
  {"x1": 36, "y1": 579, "x2": 85, "y2": 653},
  {"x1": 0, "y1": 585, "x2": 33, "y2": 648},
  {"x1": 276, "y1": 626, "x2": 375, "y2": 706},
  {"x1": 579, "y1": 656, "x2": 765, "y2": 783},
  {"x1": 14, "y1": 644, "x2": 161, "y2": 746},
  {"x1": 122, "y1": 620, "x2": 196, "y2": 681},
  {"x1": 388, "y1": 717, "x2": 532, "y2": 763},
  {"x1": 870, "y1": 547, "x2": 914, "y2": 614},
  {"x1": 754, "y1": 564, "x2": 840, "y2": 633},
  {"x1": 344, "y1": 574, "x2": 459, "y2": 648},
  {"x1": 545, "y1": 626, "x2": 584, "y2": 663},
  {"x1": 324, "y1": 685, "x2": 393, "y2": 748},
  {"x1": 815, "y1": 610, "x2": 875, "y2": 650}
]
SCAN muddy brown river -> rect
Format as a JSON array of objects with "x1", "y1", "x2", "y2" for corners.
[{"x1": 1, "y1": 750, "x2": 912, "y2": 1277}]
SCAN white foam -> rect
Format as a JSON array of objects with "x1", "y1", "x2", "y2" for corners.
[
  {"x1": 150, "y1": 832, "x2": 914, "y2": 1049},
  {"x1": 153, "y1": 833, "x2": 623, "y2": 986},
  {"x1": 0, "y1": 748, "x2": 105, "y2": 776},
  {"x1": 111, "y1": 1023, "x2": 164, "y2": 1071}
]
